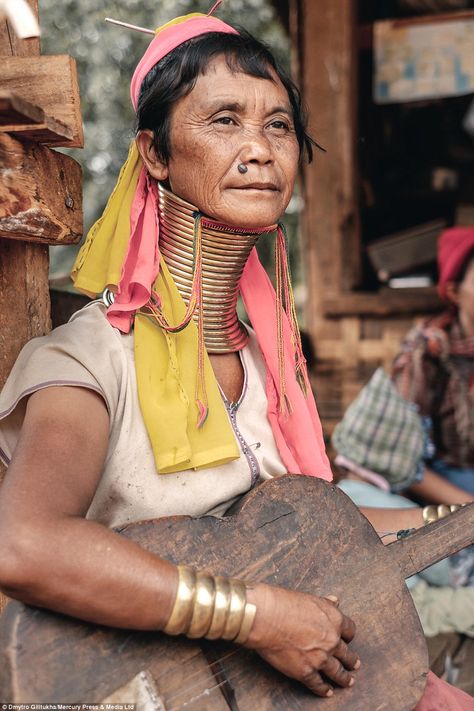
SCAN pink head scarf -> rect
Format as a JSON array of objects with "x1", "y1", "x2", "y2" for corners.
[{"x1": 438, "y1": 227, "x2": 474, "y2": 302}]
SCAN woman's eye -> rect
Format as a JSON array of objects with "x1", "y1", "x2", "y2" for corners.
[
  {"x1": 213, "y1": 116, "x2": 236, "y2": 126},
  {"x1": 269, "y1": 120, "x2": 290, "y2": 130}
]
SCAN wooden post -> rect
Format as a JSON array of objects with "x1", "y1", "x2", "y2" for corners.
[
  {"x1": 0, "y1": 0, "x2": 83, "y2": 614},
  {"x1": 0, "y1": 0, "x2": 51, "y2": 393},
  {"x1": 293, "y1": 0, "x2": 360, "y2": 338}
]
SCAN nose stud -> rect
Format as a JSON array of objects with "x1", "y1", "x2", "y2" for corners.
[{"x1": 237, "y1": 163, "x2": 248, "y2": 174}]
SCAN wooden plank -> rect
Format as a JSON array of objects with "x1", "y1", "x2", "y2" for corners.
[
  {"x1": 0, "y1": 0, "x2": 53, "y2": 398},
  {"x1": 0, "y1": 134, "x2": 82, "y2": 245},
  {"x1": 341, "y1": 318, "x2": 360, "y2": 368},
  {"x1": 0, "y1": 91, "x2": 73, "y2": 144},
  {"x1": 297, "y1": 0, "x2": 361, "y2": 341},
  {"x1": 0, "y1": 595, "x2": 8, "y2": 616},
  {"x1": 0, "y1": 0, "x2": 39, "y2": 57},
  {"x1": 0, "y1": 91, "x2": 43, "y2": 124},
  {"x1": 323, "y1": 289, "x2": 442, "y2": 317},
  {"x1": 0, "y1": 239, "x2": 51, "y2": 389},
  {"x1": 1, "y1": 56, "x2": 83, "y2": 148},
  {"x1": 0, "y1": 8, "x2": 56, "y2": 615}
]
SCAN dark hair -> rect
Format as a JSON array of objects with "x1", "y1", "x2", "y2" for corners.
[{"x1": 136, "y1": 30, "x2": 316, "y2": 165}]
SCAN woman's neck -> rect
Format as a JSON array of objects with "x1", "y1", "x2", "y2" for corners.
[{"x1": 157, "y1": 183, "x2": 275, "y2": 353}]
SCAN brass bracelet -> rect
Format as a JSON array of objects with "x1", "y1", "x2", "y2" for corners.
[
  {"x1": 162, "y1": 566, "x2": 256, "y2": 643},
  {"x1": 222, "y1": 578, "x2": 247, "y2": 641},
  {"x1": 187, "y1": 572, "x2": 216, "y2": 638},
  {"x1": 422, "y1": 503, "x2": 463, "y2": 524},
  {"x1": 205, "y1": 576, "x2": 231, "y2": 640},
  {"x1": 234, "y1": 601, "x2": 257, "y2": 645},
  {"x1": 163, "y1": 565, "x2": 196, "y2": 635}
]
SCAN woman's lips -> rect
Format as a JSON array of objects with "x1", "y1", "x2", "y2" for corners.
[{"x1": 230, "y1": 182, "x2": 279, "y2": 191}]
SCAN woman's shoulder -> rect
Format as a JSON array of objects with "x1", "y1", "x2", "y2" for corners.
[
  {"x1": 0, "y1": 301, "x2": 132, "y2": 427},
  {"x1": 63, "y1": 299, "x2": 121, "y2": 338},
  {"x1": 29, "y1": 300, "x2": 131, "y2": 359}
]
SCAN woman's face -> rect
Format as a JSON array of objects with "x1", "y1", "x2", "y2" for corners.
[{"x1": 142, "y1": 54, "x2": 300, "y2": 228}]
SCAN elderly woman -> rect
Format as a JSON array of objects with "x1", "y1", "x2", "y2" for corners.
[
  {"x1": 393, "y1": 227, "x2": 474, "y2": 503},
  {"x1": 0, "y1": 8, "x2": 471, "y2": 709}
]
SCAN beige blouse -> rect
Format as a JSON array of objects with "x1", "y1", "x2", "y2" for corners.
[{"x1": 0, "y1": 302, "x2": 287, "y2": 527}]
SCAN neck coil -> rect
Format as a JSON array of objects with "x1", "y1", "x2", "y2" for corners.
[{"x1": 158, "y1": 183, "x2": 276, "y2": 353}]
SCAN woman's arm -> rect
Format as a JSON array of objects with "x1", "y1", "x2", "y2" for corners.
[
  {"x1": 359, "y1": 506, "x2": 423, "y2": 544},
  {"x1": 407, "y1": 467, "x2": 473, "y2": 506},
  {"x1": 0, "y1": 386, "x2": 358, "y2": 696},
  {"x1": 0, "y1": 386, "x2": 179, "y2": 629}
]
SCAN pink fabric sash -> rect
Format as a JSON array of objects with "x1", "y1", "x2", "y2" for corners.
[{"x1": 415, "y1": 671, "x2": 474, "y2": 710}]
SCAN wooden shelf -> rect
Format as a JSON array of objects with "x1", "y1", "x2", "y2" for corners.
[
  {"x1": 1, "y1": 55, "x2": 83, "y2": 148},
  {"x1": 0, "y1": 90, "x2": 73, "y2": 145},
  {"x1": 323, "y1": 287, "x2": 442, "y2": 317}
]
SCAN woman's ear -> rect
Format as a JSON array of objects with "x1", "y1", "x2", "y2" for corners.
[
  {"x1": 445, "y1": 281, "x2": 460, "y2": 306},
  {"x1": 136, "y1": 130, "x2": 169, "y2": 181}
]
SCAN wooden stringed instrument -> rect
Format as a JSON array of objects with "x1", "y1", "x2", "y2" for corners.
[{"x1": 0, "y1": 476, "x2": 473, "y2": 710}]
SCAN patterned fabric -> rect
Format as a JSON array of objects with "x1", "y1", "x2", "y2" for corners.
[
  {"x1": 392, "y1": 311, "x2": 474, "y2": 468},
  {"x1": 332, "y1": 368, "x2": 424, "y2": 491}
]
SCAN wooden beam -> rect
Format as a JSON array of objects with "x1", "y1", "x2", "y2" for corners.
[
  {"x1": 1, "y1": 56, "x2": 83, "y2": 148},
  {"x1": 0, "y1": 0, "x2": 39, "y2": 57},
  {"x1": 0, "y1": 239, "x2": 51, "y2": 386},
  {"x1": 0, "y1": 90, "x2": 74, "y2": 144},
  {"x1": 297, "y1": 0, "x2": 361, "y2": 338},
  {"x1": 0, "y1": 0, "x2": 52, "y2": 619},
  {"x1": 0, "y1": 0, "x2": 52, "y2": 393},
  {"x1": 323, "y1": 289, "x2": 442, "y2": 317},
  {"x1": 0, "y1": 134, "x2": 82, "y2": 244}
]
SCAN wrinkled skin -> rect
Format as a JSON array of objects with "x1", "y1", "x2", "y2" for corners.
[
  {"x1": 137, "y1": 55, "x2": 300, "y2": 229},
  {"x1": 246, "y1": 585, "x2": 359, "y2": 697}
]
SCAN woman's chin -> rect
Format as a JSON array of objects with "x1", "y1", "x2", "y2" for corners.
[{"x1": 205, "y1": 198, "x2": 285, "y2": 230}]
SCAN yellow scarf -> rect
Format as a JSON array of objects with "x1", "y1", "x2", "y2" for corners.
[
  {"x1": 72, "y1": 142, "x2": 239, "y2": 473},
  {"x1": 135, "y1": 262, "x2": 239, "y2": 473}
]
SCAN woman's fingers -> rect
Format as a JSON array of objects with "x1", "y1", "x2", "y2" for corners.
[
  {"x1": 301, "y1": 668, "x2": 334, "y2": 697},
  {"x1": 246, "y1": 583, "x2": 360, "y2": 698},
  {"x1": 333, "y1": 637, "x2": 360, "y2": 671},
  {"x1": 340, "y1": 612, "x2": 356, "y2": 643},
  {"x1": 321, "y1": 653, "x2": 355, "y2": 688}
]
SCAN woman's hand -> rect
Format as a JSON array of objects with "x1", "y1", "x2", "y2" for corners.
[{"x1": 245, "y1": 583, "x2": 359, "y2": 697}]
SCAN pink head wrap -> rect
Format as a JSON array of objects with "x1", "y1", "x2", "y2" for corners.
[
  {"x1": 130, "y1": 15, "x2": 238, "y2": 110},
  {"x1": 438, "y1": 227, "x2": 474, "y2": 301}
]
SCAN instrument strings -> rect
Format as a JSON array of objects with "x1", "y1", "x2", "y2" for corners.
[{"x1": 153, "y1": 646, "x2": 252, "y2": 709}]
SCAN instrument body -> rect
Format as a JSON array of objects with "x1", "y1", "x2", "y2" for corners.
[{"x1": 0, "y1": 476, "x2": 473, "y2": 710}]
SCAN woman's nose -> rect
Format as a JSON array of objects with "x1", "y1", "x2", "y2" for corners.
[{"x1": 239, "y1": 131, "x2": 274, "y2": 165}]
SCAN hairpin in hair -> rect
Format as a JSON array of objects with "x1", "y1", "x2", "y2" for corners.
[
  {"x1": 104, "y1": 17, "x2": 155, "y2": 35},
  {"x1": 207, "y1": 0, "x2": 224, "y2": 15}
]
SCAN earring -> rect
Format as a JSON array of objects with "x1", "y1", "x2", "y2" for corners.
[{"x1": 238, "y1": 163, "x2": 248, "y2": 174}]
